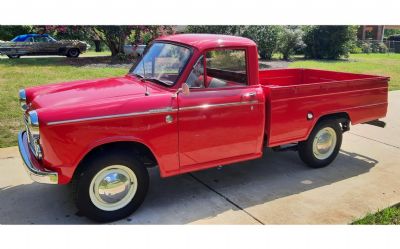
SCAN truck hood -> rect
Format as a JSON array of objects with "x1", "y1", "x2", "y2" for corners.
[{"x1": 27, "y1": 75, "x2": 165, "y2": 110}]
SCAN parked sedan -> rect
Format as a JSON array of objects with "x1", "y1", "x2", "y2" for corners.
[{"x1": 0, "y1": 34, "x2": 89, "y2": 58}]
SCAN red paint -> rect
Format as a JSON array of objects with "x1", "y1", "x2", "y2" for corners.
[{"x1": 22, "y1": 34, "x2": 389, "y2": 184}]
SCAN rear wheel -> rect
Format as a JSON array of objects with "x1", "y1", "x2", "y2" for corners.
[
  {"x1": 66, "y1": 48, "x2": 80, "y2": 58},
  {"x1": 298, "y1": 119, "x2": 342, "y2": 168},
  {"x1": 73, "y1": 151, "x2": 149, "y2": 222},
  {"x1": 7, "y1": 55, "x2": 20, "y2": 59}
]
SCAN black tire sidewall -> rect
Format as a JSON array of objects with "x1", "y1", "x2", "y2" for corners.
[
  {"x1": 74, "y1": 152, "x2": 149, "y2": 222},
  {"x1": 298, "y1": 119, "x2": 342, "y2": 168},
  {"x1": 67, "y1": 48, "x2": 79, "y2": 58}
]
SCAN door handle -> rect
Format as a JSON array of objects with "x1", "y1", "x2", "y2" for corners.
[{"x1": 242, "y1": 92, "x2": 257, "y2": 102}]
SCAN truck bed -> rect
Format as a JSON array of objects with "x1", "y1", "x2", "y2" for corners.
[{"x1": 260, "y1": 68, "x2": 389, "y2": 147}]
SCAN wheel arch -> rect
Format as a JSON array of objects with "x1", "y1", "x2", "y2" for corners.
[
  {"x1": 72, "y1": 139, "x2": 159, "y2": 181},
  {"x1": 305, "y1": 111, "x2": 351, "y2": 141}
]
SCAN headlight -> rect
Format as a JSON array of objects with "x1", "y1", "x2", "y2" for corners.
[
  {"x1": 19, "y1": 89, "x2": 28, "y2": 111},
  {"x1": 25, "y1": 110, "x2": 42, "y2": 159}
]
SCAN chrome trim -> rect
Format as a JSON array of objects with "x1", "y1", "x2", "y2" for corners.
[
  {"x1": 18, "y1": 131, "x2": 58, "y2": 184},
  {"x1": 179, "y1": 100, "x2": 258, "y2": 111},
  {"x1": 19, "y1": 89, "x2": 28, "y2": 111},
  {"x1": 24, "y1": 111, "x2": 42, "y2": 159},
  {"x1": 47, "y1": 107, "x2": 178, "y2": 126}
]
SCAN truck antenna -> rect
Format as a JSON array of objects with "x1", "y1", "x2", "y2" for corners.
[{"x1": 142, "y1": 57, "x2": 150, "y2": 96}]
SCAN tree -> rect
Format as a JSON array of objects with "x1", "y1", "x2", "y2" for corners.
[
  {"x1": 0, "y1": 25, "x2": 33, "y2": 41},
  {"x1": 33, "y1": 25, "x2": 103, "y2": 51},
  {"x1": 242, "y1": 26, "x2": 282, "y2": 60},
  {"x1": 277, "y1": 26, "x2": 305, "y2": 60},
  {"x1": 186, "y1": 25, "x2": 244, "y2": 35},
  {"x1": 303, "y1": 26, "x2": 358, "y2": 59},
  {"x1": 94, "y1": 26, "x2": 176, "y2": 56}
]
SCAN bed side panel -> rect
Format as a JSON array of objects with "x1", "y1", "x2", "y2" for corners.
[{"x1": 266, "y1": 77, "x2": 388, "y2": 147}]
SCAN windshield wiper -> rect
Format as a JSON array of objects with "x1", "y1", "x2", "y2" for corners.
[
  {"x1": 131, "y1": 73, "x2": 144, "y2": 79},
  {"x1": 144, "y1": 77, "x2": 172, "y2": 86}
]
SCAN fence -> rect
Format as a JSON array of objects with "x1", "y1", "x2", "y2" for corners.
[{"x1": 358, "y1": 39, "x2": 400, "y2": 53}]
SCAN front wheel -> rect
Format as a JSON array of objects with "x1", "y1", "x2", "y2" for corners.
[
  {"x1": 298, "y1": 119, "x2": 343, "y2": 168},
  {"x1": 66, "y1": 48, "x2": 80, "y2": 58},
  {"x1": 7, "y1": 54, "x2": 20, "y2": 59},
  {"x1": 73, "y1": 151, "x2": 149, "y2": 222}
]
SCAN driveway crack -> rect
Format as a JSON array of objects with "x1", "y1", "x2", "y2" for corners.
[
  {"x1": 349, "y1": 132, "x2": 400, "y2": 150},
  {"x1": 189, "y1": 173, "x2": 264, "y2": 225}
]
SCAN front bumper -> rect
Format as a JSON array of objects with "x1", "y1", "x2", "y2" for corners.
[{"x1": 18, "y1": 131, "x2": 58, "y2": 184}]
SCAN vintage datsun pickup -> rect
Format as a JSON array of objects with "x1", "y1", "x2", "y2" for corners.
[{"x1": 18, "y1": 34, "x2": 389, "y2": 222}]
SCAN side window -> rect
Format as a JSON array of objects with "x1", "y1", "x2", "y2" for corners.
[
  {"x1": 205, "y1": 49, "x2": 247, "y2": 88},
  {"x1": 186, "y1": 56, "x2": 205, "y2": 88},
  {"x1": 25, "y1": 37, "x2": 34, "y2": 42},
  {"x1": 34, "y1": 36, "x2": 50, "y2": 42}
]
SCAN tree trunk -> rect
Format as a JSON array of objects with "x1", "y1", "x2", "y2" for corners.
[{"x1": 93, "y1": 40, "x2": 101, "y2": 52}]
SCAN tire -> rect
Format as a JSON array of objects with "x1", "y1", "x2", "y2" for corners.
[
  {"x1": 298, "y1": 119, "x2": 342, "y2": 168},
  {"x1": 7, "y1": 55, "x2": 20, "y2": 59},
  {"x1": 66, "y1": 48, "x2": 80, "y2": 58},
  {"x1": 73, "y1": 150, "x2": 149, "y2": 222}
]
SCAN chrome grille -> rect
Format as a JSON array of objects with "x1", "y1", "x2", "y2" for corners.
[{"x1": 23, "y1": 113, "x2": 40, "y2": 158}]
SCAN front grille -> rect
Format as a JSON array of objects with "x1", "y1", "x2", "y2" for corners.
[{"x1": 23, "y1": 114, "x2": 40, "y2": 158}]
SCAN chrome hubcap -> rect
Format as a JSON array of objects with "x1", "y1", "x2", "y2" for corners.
[
  {"x1": 312, "y1": 127, "x2": 337, "y2": 160},
  {"x1": 89, "y1": 165, "x2": 137, "y2": 211}
]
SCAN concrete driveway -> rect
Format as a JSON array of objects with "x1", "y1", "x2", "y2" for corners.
[{"x1": 0, "y1": 91, "x2": 399, "y2": 224}]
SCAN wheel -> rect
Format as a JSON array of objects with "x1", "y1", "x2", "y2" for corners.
[
  {"x1": 66, "y1": 48, "x2": 80, "y2": 58},
  {"x1": 7, "y1": 54, "x2": 20, "y2": 59},
  {"x1": 73, "y1": 151, "x2": 149, "y2": 222},
  {"x1": 298, "y1": 119, "x2": 342, "y2": 168}
]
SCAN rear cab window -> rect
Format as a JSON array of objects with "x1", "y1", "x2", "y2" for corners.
[{"x1": 205, "y1": 49, "x2": 248, "y2": 88}]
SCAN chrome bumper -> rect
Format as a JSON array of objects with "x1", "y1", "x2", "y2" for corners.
[{"x1": 18, "y1": 131, "x2": 58, "y2": 184}]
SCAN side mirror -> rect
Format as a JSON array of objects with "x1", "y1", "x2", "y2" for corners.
[
  {"x1": 181, "y1": 83, "x2": 190, "y2": 96},
  {"x1": 172, "y1": 83, "x2": 190, "y2": 98}
]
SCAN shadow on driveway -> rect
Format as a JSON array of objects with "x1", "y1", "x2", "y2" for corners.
[{"x1": 0, "y1": 148, "x2": 377, "y2": 224}]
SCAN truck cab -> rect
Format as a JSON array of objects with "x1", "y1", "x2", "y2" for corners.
[{"x1": 18, "y1": 34, "x2": 388, "y2": 222}]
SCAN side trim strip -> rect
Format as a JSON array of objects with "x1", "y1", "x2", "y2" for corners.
[
  {"x1": 179, "y1": 100, "x2": 258, "y2": 111},
  {"x1": 47, "y1": 107, "x2": 177, "y2": 126}
]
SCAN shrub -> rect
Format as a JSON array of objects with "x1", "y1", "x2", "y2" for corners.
[
  {"x1": 242, "y1": 26, "x2": 282, "y2": 60},
  {"x1": 361, "y1": 42, "x2": 372, "y2": 53},
  {"x1": 303, "y1": 26, "x2": 358, "y2": 59},
  {"x1": 277, "y1": 27, "x2": 305, "y2": 60}
]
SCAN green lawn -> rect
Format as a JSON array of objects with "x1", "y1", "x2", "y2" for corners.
[
  {"x1": 82, "y1": 51, "x2": 112, "y2": 57},
  {"x1": 290, "y1": 53, "x2": 400, "y2": 91},
  {"x1": 352, "y1": 205, "x2": 400, "y2": 224},
  {"x1": 0, "y1": 57, "x2": 127, "y2": 148}
]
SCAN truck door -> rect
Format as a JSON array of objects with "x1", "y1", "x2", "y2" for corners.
[{"x1": 178, "y1": 48, "x2": 264, "y2": 168}]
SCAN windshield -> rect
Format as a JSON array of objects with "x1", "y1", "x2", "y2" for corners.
[{"x1": 131, "y1": 42, "x2": 191, "y2": 86}]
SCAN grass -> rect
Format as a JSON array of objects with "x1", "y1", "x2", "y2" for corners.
[
  {"x1": 289, "y1": 53, "x2": 400, "y2": 91},
  {"x1": 352, "y1": 205, "x2": 400, "y2": 224},
  {"x1": 82, "y1": 51, "x2": 112, "y2": 57},
  {"x1": 0, "y1": 57, "x2": 127, "y2": 148}
]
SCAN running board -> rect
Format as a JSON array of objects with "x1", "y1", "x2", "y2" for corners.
[
  {"x1": 363, "y1": 119, "x2": 386, "y2": 128},
  {"x1": 272, "y1": 144, "x2": 298, "y2": 152}
]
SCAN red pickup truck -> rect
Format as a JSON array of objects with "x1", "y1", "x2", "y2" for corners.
[{"x1": 18, "y1": 34, "x2": 389, "y2": 222}]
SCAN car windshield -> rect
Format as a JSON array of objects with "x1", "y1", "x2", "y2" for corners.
[{"x1": 131, "y1": 42, "x2": 191, "y2": 86}]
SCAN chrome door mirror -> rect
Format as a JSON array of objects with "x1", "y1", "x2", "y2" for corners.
[
  {"x1": 172, "y1": 83, "x2": 190, "y2": 98},
  {"x1": 181, "y1": 83, "x2": 190, "y2": 96}
]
